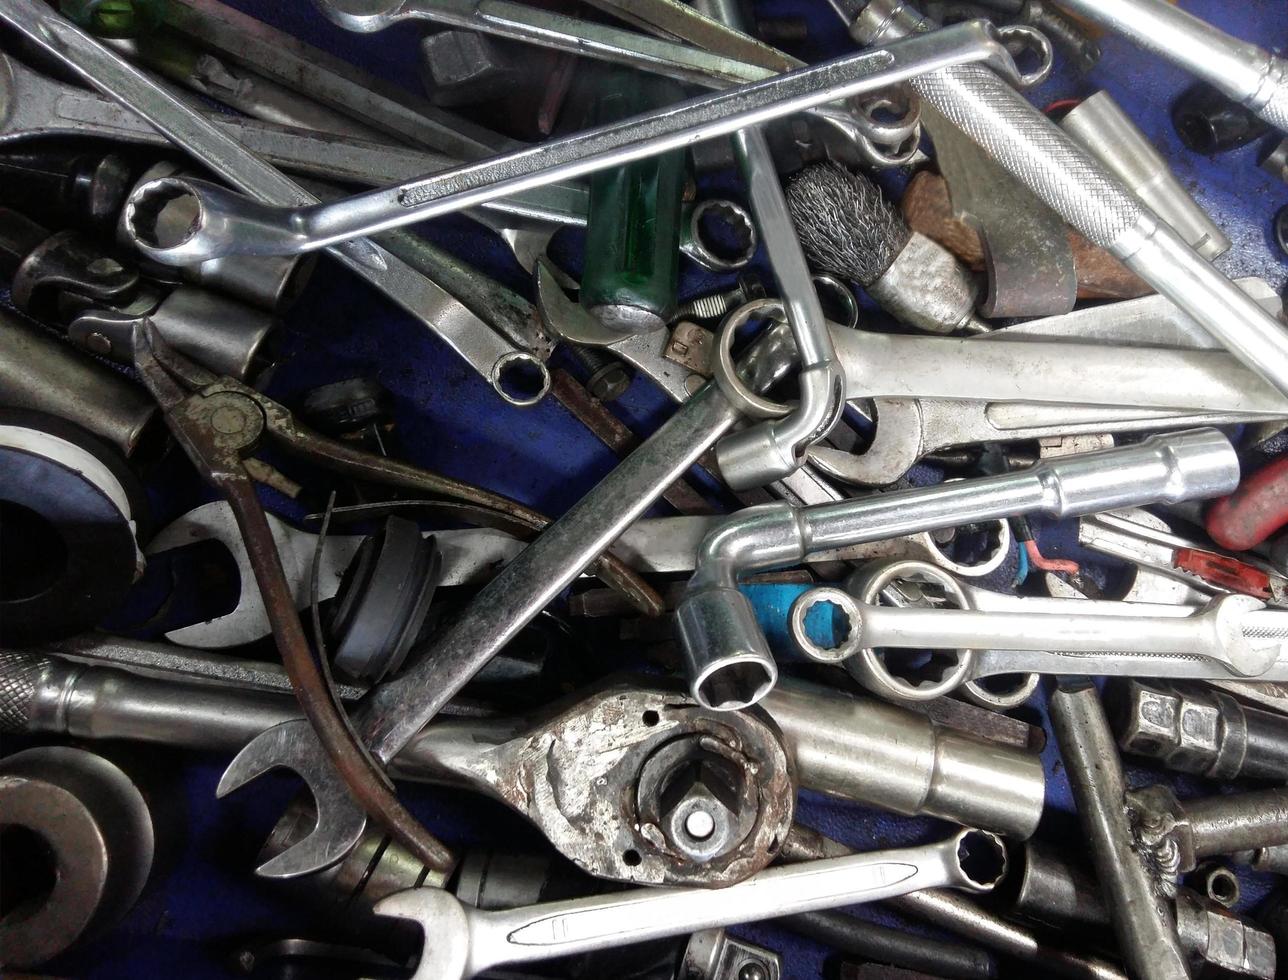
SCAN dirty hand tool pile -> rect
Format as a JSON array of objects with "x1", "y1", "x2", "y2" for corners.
[{"x1": 0, "y1": 0, "x2": 1285, "y2": 976}]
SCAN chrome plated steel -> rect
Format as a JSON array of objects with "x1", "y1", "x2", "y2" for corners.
[
  {"x1": 0, "y1": 2, "x2": 550, "y2": 408},
  {"x1": 677, "y1": 429, "x2": 1240, "y2": 711},
  {"x1": 373, "y1": 830, "x2": 1006, "y2": 980},
  {"x1": 114, "y1": 22, "x2": 1021, "y2": 263}
]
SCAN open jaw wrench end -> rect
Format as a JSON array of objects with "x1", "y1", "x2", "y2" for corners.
[{"x1": 216, "y1": 720, "x2": 368, "y2": 879}]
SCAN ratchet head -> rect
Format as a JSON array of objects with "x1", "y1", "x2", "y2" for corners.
[
  {"x1": 216, "y1": 720, "x2": 369, "y2": 878},
  {"x1": 371, "y1": 887, "x2": 471, "y2": 980},
  {"x1": 124, "y1": 176, "x2": 302, "y2": 265}
]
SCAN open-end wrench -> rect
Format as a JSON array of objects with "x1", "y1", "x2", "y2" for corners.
[
  {"x1": 372, "y1": 830, "x2": 1006, "y2": 980},
  {"x1": 805, "y1": 280, "x2": 1288, "y2": 484},
  {"x1": 151, "y1": 500, "x2": 922, "y2": 648},
  {"x1": 114, "y1": 21, "x2": 1021, "y2": 263},
  {"x1": 0, "y1": 1, "x2": 551, "y2": 409},
  {"x1": 793, "y1": 585, "x2": 1286, "y2": 680},
  {"x1": 0, "y1": 52, "x2": 464, "y2": 191}
]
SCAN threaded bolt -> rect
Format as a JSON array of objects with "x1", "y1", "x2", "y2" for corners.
[
  {"x1": 568, "y1": 345, "x2": 633, "y2": 401},
  {"x1": 674, "y1": 271, "x2": 766, "y2": 322}
]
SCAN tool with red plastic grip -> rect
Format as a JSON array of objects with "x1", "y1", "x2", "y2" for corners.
[{"x1": 1206, "y1": 457, "x2": 1288, "y2": 551}]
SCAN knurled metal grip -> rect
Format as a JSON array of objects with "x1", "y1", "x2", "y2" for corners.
[
  {"x1": 1258, "y1": 56, "x2": 1288, "y2": 134},
  {"x1": 0, "y1": 651, "x2": 42, "y2": 733}
]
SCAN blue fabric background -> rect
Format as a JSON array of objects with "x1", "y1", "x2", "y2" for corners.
[{"x1": 24, "y1": 0, "x2": 1288, "y2": 976}]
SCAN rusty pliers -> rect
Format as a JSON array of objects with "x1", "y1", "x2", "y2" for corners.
[{"x1": 131, "y1": 324, "x2": 661, "y2": 876}]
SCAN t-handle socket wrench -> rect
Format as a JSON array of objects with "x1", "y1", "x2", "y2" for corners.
[
  {"x1": 848, "y1": 0, "x2": 1288, "y2": 403},
  {"x1": 1050, "y1": 0, "x2": 1288, "y2": 138},
  {"x1": 373, "y1": 829, "x2": 1006, "y2": 980},
  {"x1": 111, "y1": 21, "x2": 1022, "y2": 263}
]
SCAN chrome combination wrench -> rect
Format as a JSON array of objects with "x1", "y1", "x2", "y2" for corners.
[{"x1": 372, "y1": 830, "x2": 1006, "y2": 980}]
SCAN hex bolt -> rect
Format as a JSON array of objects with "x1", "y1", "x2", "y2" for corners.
[
  {"x1": 1127, "y1": 784, "x2": 1288, "y2": 876},
  {"x1": 567, "y1": 345, "x2": 633, "y2": 401},
  {"x1": 1050, "y1": 680, "x2": 1191, "y2": 980},
  {"x1": 1107, "y1": 679, "x2": 1288, "y2": 781},
  {"x1": 674, "y1": 271, "x2": 766, "y2": 322}
]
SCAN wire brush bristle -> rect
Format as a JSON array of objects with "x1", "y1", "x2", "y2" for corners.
[{"x1": 785, "y1": 162, "x2": 911, "y2": 286}]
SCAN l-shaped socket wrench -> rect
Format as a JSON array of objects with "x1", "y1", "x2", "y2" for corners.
[{"x1": 676, "y1": 429, "x2": 1240, "y2": 711}]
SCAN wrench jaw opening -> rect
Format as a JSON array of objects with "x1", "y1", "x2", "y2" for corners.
[
  {"x1": 371, "y1": 888, "x2": 472, "y2": 980},
  {"x1": 125, "y1": 176, "x2": 302, "y2": 265},
  {"x1": 216, "y1": 720, "x2": 369, "y2": 879}
]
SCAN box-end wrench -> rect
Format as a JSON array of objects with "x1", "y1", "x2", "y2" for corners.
[
  {"x1": 0, "y1": 2, "x2": 551, "y2": 409},
  {"x1": 0, "y1": 52, "x2": 455, "y2": 189},
  {"x1": 805, "y1": 592, "x2": 1285, "y2": 677},
  {"x1": 0, "y1": 51, "x2": 589, "y2": 229},
  {"x1": 371, "y1": 830, "x2": 1006, "y2": 980},
  {"x1": 113, "y1": 21, "x2": 1022, "y2": 263},
  {"x1": 790, "y1": 562, "x2": 1288, "y2": 703}
]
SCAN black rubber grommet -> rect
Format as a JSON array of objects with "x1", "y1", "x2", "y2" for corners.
[{"x1": 329, "y1": 516, "x2": 441, "y2": 682}]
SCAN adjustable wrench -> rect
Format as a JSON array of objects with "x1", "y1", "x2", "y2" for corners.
[
  {"x1": 373, "y1": 830, "x2": 1005, "y2": 980},
  {"x1": 0, "y1": 2, "x2": 550, "y2": 408}
]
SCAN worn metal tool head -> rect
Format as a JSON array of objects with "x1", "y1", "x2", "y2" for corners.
[
  {"x1": 786, "y1": 162, "x2": 910, "y2": 286},
  {"x1": 311, "y1": 0, "x2": 414, "y2": 32},
  {"x1": 216, "y1": 720, "x2": 368, "y2": 879}
]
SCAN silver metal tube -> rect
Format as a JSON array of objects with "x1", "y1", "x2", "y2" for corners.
[
  {"x1": 0, "y1": 309, "x2": 155, "y2": 456},
  {"x1": 677, "y1": 429, "x2": 1240, "y2": 711},
  {"x1": 1049, "y1": 680, "x2": 1192, "y2": 980},
  {"x1": 1050, "y1": 0, "x2": 1288, "y2": 136},
  {"x1": 0, "y1": 650, "x2": 1042, "y2": 840},
  {"x1": 106, "y1": 21, "x2": 1021, "y2": 263},
  {"x1": 1186, "y1": 790, "x2": 1288, "y2": 859},
  {"x1": 852, "y1": 0, "x2": 1288, "y2": 402},
  {"x1": 782, "y1": 827, "x2": 1128, "y2": 980},
  {"x1": 702, "y1": 0, "x2": 846, "y2": 492},
  {"x1": 763, "y1": 681, "x2": 1044, "y2": 838},
  {"x1": 1060, "y1": 91, "x2": 1230, "y2": 260}
]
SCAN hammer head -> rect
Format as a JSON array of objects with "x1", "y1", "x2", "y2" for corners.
[
  {"x1": 372, "y1": 888, "x2": 472, "y2": 980},
  {"x1": 217, "y1": 720, "x2": 368, "y2": 878}
]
